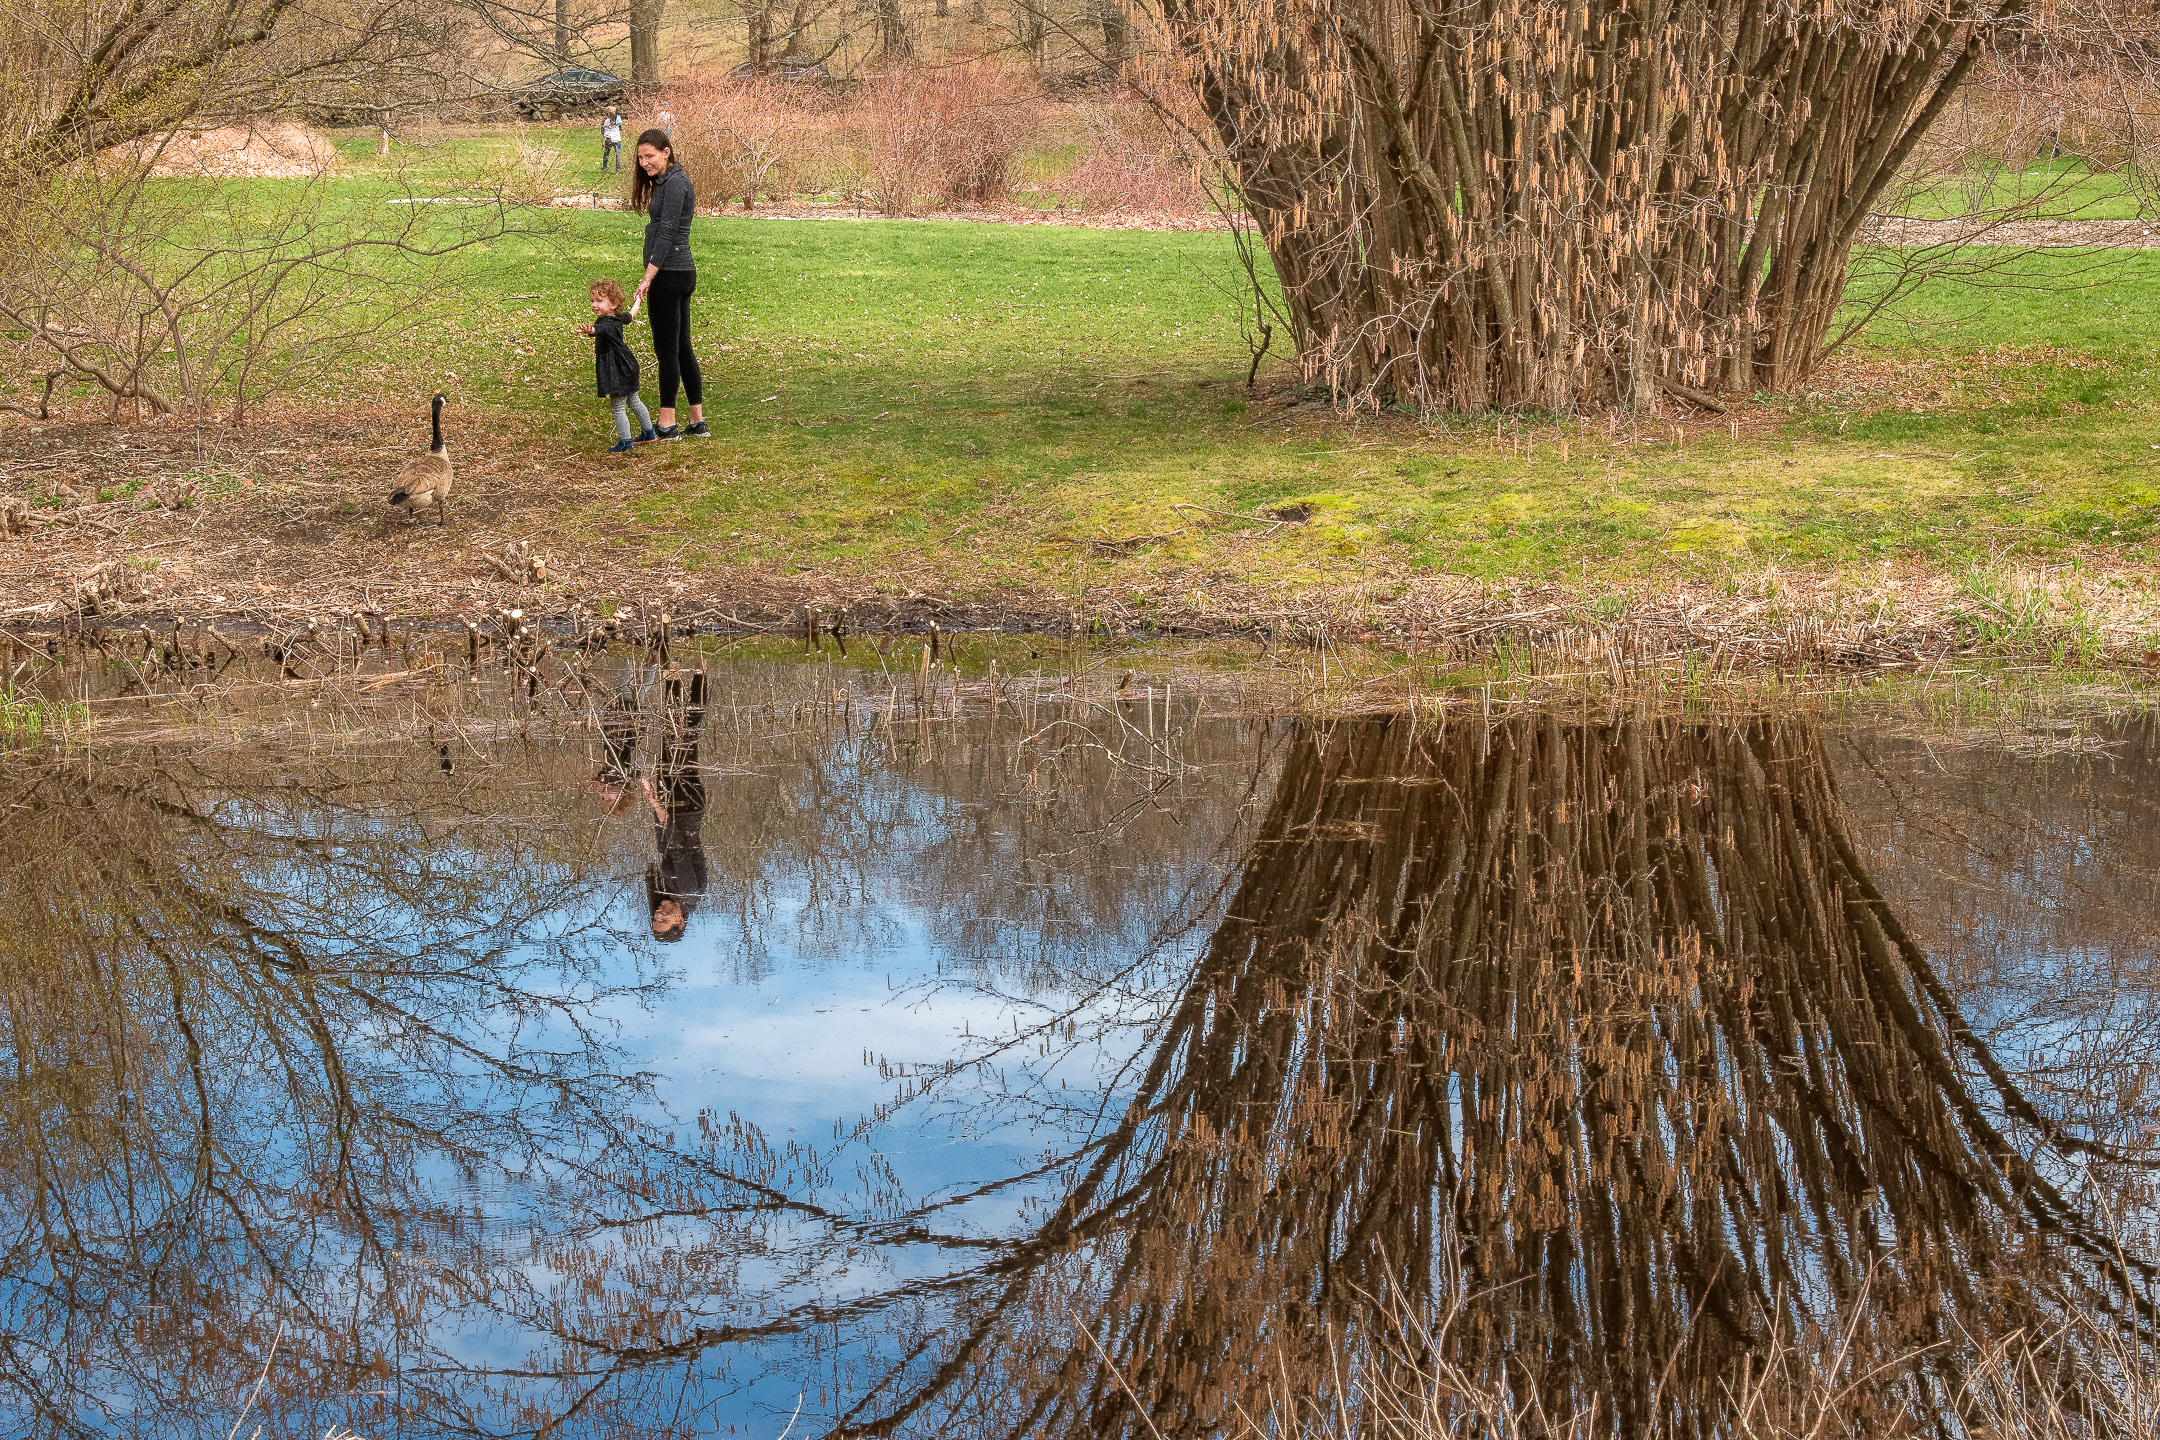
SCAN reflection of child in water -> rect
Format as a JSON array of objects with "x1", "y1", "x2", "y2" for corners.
[
  {"x1": 589, "y1": 684, "x2": 646, "y2": 816},
  {"x1": 640, "y1": 665, "x2": 708, "y2": 942}
]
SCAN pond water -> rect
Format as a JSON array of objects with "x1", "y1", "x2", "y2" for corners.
[{"x1": 4, "y1": 646, "x2": 2159, "y2": 1439}]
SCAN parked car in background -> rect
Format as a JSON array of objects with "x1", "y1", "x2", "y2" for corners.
[
  {"x1": 515, "y1": 69, "x2": 626, "y2": 120},
  {"x1": 726, "y1": 60, "x2": 830, "y2": 81}
]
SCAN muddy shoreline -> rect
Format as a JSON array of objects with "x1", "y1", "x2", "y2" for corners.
[
  {"x1": 0, "y1": 570, "x2": 2031, "y2": 679},
  {"x1": 2, "y1": 407, "x2": 2150, "y2": 675}
]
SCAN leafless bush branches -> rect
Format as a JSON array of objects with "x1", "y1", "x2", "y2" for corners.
[
  {"x1": 1129, "y1": 0, "x2": 2160, "y2": 416},
  {"x1": 0, "y1": 0, "x2": 477, "y2": 191},
  {"x1": 0, "y1": 146, "x2": 545, "y2": 425},
  {"x1": 1055, "y1": 95, "x2": 1210, "y2": 213},
  {"x1": 664, "y1": 77, "x2": 852, "y2": 205},
  {"x1": 861, "y1": 59, "x2": 1045, "y2": 214}
]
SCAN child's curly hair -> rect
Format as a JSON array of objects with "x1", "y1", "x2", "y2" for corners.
[{"x1": 589, "y1": 278, "x2": 630, "y2": 315}]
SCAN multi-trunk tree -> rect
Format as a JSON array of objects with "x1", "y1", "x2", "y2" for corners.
[
  {"x1": 796, "y1": 710, "x2": 2158, "y2": 1438},
  {"x1": 1149, "y1": 0, "x2": 2032, "y2": 412}
]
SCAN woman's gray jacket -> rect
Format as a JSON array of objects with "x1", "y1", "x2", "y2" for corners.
[{"x1": 642, "y1": 165, "x2": 696, "y2": 272}]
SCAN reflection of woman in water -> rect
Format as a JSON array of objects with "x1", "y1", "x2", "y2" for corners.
[{"x1": 640, "y1": 666, "x2": 708, "y2": 942}]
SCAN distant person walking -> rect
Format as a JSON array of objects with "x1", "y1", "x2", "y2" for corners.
[
  {"x1": 630, "y1": 129, "x2": 708, "y2": 439},
  {"x1": 600, "y1": 110, "x2": 623, "y2": 172}
]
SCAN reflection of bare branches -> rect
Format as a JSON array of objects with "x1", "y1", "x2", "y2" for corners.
[
  {"x1": 14, "y1": 646, "x2": 2139, "y2": 1440},
  {"x1": 831, "y1": 713, "x2": 2155, "y2": 1439},
  {"x1": 1840, "y1": 715, "x2": 2160, "y2": 1235},
  {"x1": 0, "y1": 657, "x2": 1269, "y2": 1438},
  {"x1": 0, "y1": 745, "x2": 661, "y2": 1438}
]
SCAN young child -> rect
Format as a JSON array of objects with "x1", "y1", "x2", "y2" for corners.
[{"x1": 579, "y1": 279, "x2": 655, "y2": 454}]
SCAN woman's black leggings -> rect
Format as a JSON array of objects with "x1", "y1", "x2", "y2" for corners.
[{"x1": 647, "y1": 269, "x2": 703, "y2": 409}]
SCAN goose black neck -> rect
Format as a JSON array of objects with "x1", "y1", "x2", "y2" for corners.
[{"x1": 429, "y1": 395, "x2": 445, "y2": 453}]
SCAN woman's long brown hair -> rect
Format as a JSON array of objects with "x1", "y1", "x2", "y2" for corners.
[{"x1": 628, "y1": 129, "x2": 675, "y2": 214}]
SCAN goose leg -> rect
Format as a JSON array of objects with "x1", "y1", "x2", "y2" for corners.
[{"x1": 438, "y1": 494, "x2": 448, "y2": 526}]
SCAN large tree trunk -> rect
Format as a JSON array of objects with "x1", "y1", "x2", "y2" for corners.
[
  {"x1": 1012, "y1": 0, "x2": 1045, "y2": 64},
  {"x1": 745, "y1": 0, "x2": 772, "y2": 74},
  {"x1": 1150, "y1": 0, "x2": 2010, "y2": 412},
  {"x1": 628, "y1": 0, "x2": 665, "y2": 84},
  {"x1": 876, "y1": 0, "x2": 909, "y2": 60}
]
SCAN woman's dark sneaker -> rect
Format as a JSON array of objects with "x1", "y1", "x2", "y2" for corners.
[
  {"x1": 652, "y1": 424, "x2": 682, "y2": 440},
  {"x1": 683, "y1": 421, "x2": 711, "y2": 437}
]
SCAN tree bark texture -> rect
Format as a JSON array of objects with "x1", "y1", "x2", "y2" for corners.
[
  {"x1": 745, "y1": 0, "x2": 774, "y2": 73},
  {"x1": 1099, "y1": 0, "x2": 1130, "y2": 69},
  {"x1": 629, "y1": 0, "x2": 665, "y2": 83},
  {"x1": 1149, "y1": 0, "x2": 2017, "y2": 412},
  {"x1": 1013, "y1": 0, "x2": 1047, "y2": 62},
  {"x1": 877, "y1": 0, "x2": 911, "y2": 58}
]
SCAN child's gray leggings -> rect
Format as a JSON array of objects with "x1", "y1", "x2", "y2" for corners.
[{"x1": 610, "y1": 393, "x2": 653, "y2": 441}]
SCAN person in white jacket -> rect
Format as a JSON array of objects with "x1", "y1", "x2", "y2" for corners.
[{"x1": 601, "y1": 111, "x2": 623, "y2": 172}]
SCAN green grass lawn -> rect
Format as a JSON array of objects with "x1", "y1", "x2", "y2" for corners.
[
  {"x1": 16, "y1": 129, "x2": 2160, "y2": 602},
  {"x1": 1886, "y1": 155, "x2": 2154, "y2": 220}
]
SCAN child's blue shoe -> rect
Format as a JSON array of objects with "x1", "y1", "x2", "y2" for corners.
[
  {"x1": 634, "y1": 428, "x2": 658, "y2": 443},
  {"x1": 608, "y1": 439, "x2": 635, "y2": 454}
]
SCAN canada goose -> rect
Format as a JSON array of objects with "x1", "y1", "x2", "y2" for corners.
[{"x1": 388, "y1": 393, "x2": 454, "y2": 526}]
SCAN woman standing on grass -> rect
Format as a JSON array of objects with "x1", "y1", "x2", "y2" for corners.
[{"x1": 630, "y1": 129, "x2": 708, "y2": 439}]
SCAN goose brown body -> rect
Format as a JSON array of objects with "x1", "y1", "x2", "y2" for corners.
[{"x1": 389, "y1": 394, "x2": 454, "y2": 525}]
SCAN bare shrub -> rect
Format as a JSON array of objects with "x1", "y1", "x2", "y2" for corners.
[
  {"x1": 486, "y1": 126, "x2": 575, "y2": 205},
  {"x1": 0, "y1": 0, "x2": 486, "y2": 192},
  {"x1": 1056, "y1": 98, "x2": 1210, "y2": 214},
  {"x1": 1923, "y1": 59, "x2": 2160, "y2": 193},
  {"x1": 662, "y1": 79, "x2": 820, "y2": 207},
  {"x1": 858, "y1": 73, "x2": 943, "y2": 217},
  {"x1": 1147, "y1": 0, "x2": 2160, "y2": 414},
  {"x1": 0, "y1": 145, "x2": 533, "y2": 424},
  {"x1": 860, "y1": 61, "x2": 1043, "y2": 215},
  {"x1": 662, "y1": 65, "x2": 1050, "y2": 216}
]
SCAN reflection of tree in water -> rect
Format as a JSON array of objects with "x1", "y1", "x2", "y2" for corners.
[
  {"x1": 10, "y1": 685, "x2": 2149, "y2": 1438},
  {"x1": 0, "y1": 672, "x2": 1271, "y2": 1439},
  {"x1": 686, "y1": 684, "x2": 1271, "y2": 989},
  {"x1": 836, "y1": 713, "x2": 2154, "y2": 1439},
  {"x1": 1840, "y1": 715, "x2": 2160, "y2": 1168},
  {"x1": 0, "y1": 744, "x2": 663, "y2": 1439}
]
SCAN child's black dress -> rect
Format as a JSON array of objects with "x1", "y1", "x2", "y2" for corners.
[{"x1": 594, "y1": 313, "x2": 639, "y2": 397}]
